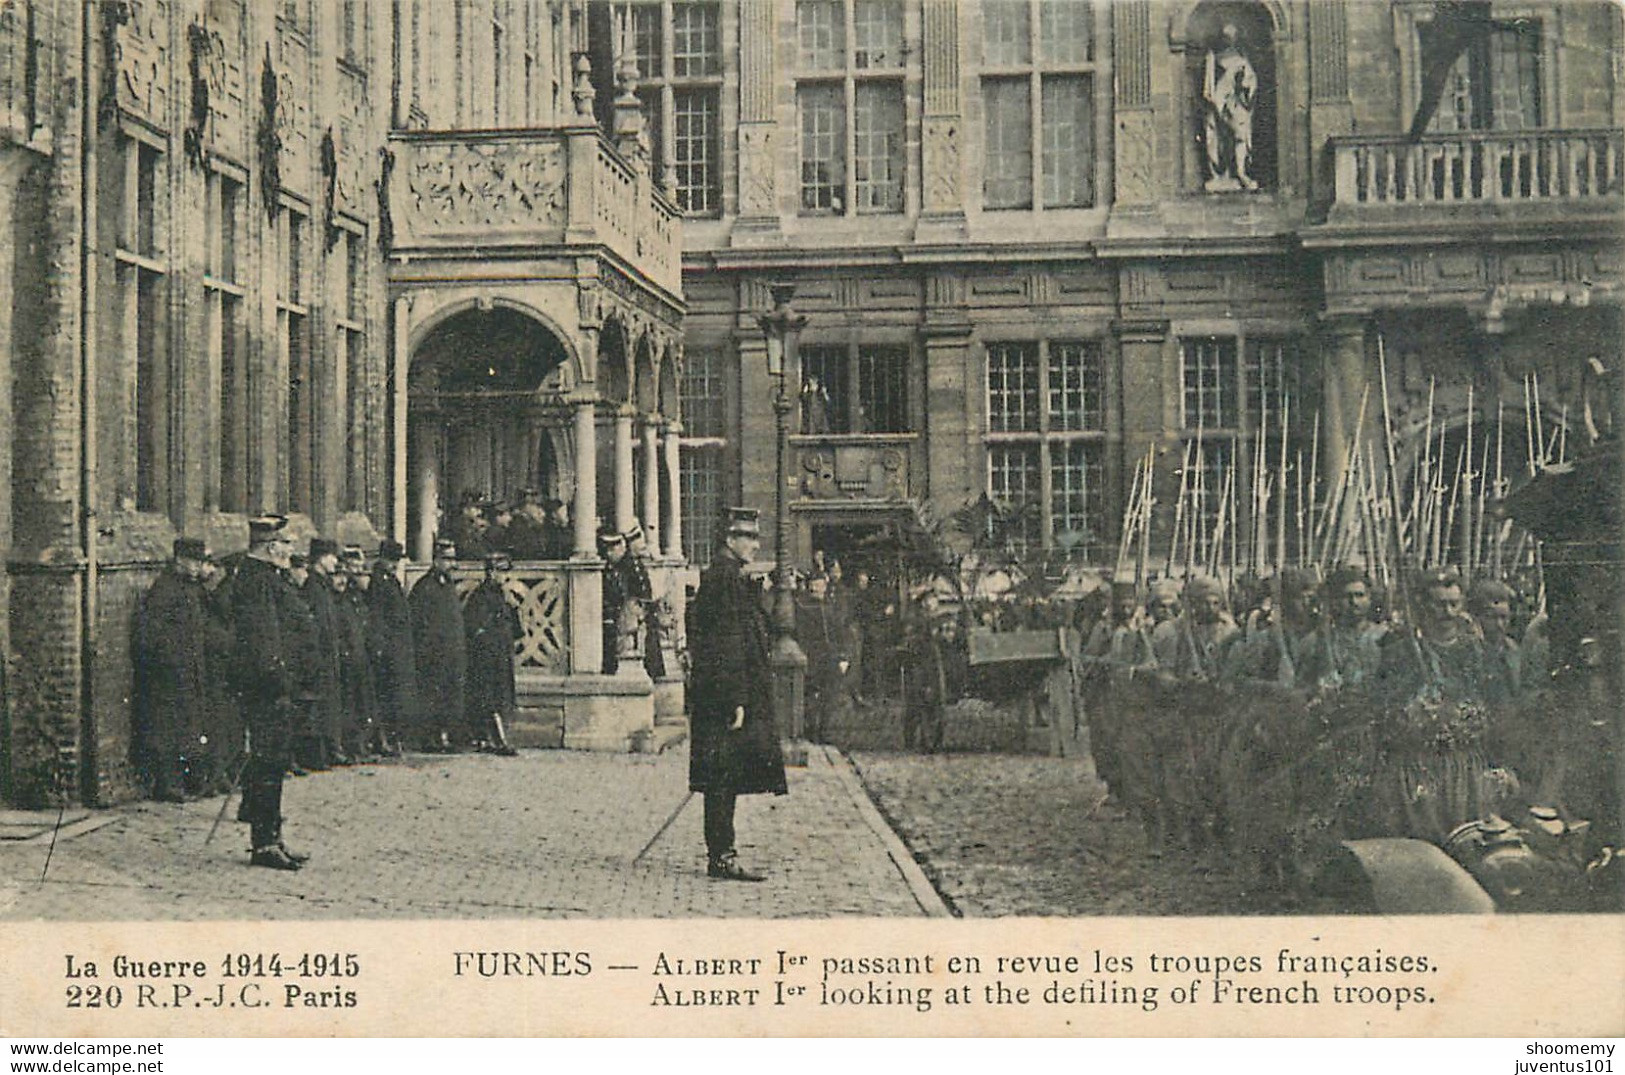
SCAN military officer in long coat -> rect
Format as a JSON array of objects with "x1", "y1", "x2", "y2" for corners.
[
  {"x1": 366, "y1": 539, "x2": 417, "y2": 756},
  {"x1": 599, "y1": 524, "x2": 630, "y2": 674},
  {"x1": 133, "y1": 537, "x2": 216, "y2": 801},
  {"x1": 302, "y1": 538, "x2": 349, "y2": 767},
  {"x1": 464, "y1": 552, "x2": 520, "y2": 755},
  {"x1": 410, "y1": 538, "x2": 467, "y2": 751},
  {"x1": 229, "y1": 516, "x2": 306, "y2": 870},
  {"x1": 688, "y1": 508, "x2": 786, "y2": 882},
  {"x1": 334, "y1": 546, "x2": 378, "y2": 759}
]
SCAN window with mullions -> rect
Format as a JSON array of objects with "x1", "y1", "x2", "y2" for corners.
[
  {"x1": 679, "y1": 348, "x2": 728, "y2": 566},
  {"x1": 985, "y1": 339, "x2": 1108, "y2": 559},
  {"x1": 630, "y1": 2, "x2": 722, "y2": 216},
  {"x1": 796, "y1": 0, "x2": 906, "y2": 216},
  {"x1": 1178, "y1": 335, "x2": 1306, "y2": 554},
  {"x1": 980, "y1": 0, "x2": 1097, "y2": 210},
  {"x1": 799, "y1": 343, "x2": 910, "y2": 435},
  {"x1": 335, "y1": 227, "x2": 368, "y2": 514},
  {"x1": 277, "y1": 207, "x2": 313, "y2": 515},
  {"x1": 109, "y1": 133, "x2": 170, "y2": 515},
  {"x1": 679, "y1": 347, "x2": 726, "y2": 440},
  {"x1": 205, "y1": 169, "x2": 249, "y2": 513},
  {"x1": 1423, "y1": 17, "x2": 1542, "y2": 132}
]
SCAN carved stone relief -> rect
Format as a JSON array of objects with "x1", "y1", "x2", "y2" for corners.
[
  {"x1": 922, "y1": 115, "x2": 961, "y2": 211},
  {"x1": 737, "y1": 123, "x2": 775, "y2": 216},
  {"x1": 1116, "y1": 111, "x2": 1157, "y2": 204},
  {"x1": 400, "y1": 140, "x2": 566, "y2": 234},
  {"x1": 275, "y1": 31, "x2": 311, "y2": 189},
  {"x1": 116, "y1": 0, "x2": 171, "y2": 127}
]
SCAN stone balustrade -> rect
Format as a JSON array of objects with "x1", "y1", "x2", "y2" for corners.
[
  {"x1": 404, "y1": 561, "x2": 571, "y2": 676},
  {"x1": 1330, "y1": 128, "x2": 1623, "y2": 211},
  {"x1": 388, "y1": 126, "x2": 681, "y2": 295}
]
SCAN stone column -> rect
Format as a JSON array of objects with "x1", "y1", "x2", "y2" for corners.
[
  {"x1": 734, "y1": 0, "x2": 777, "y2": 227},
  {"x1": 614, "y1": 403, "x2": 637, "y2": 533},
  {"x1": 392, "y1": 296, "x2": 411, "y2": 543},
  {"x1": 1319, "y1": 313, "x2": 1370, "y2": 486},
  {"x1": 662, "y1": 419, "x2": 683, "y2": 561},
  {"x1": 1115, "y1": 317, "x2": 1172, "y2": 561},
  {"x1": 572, "y1": 392, "x2": 598, "y2": 557},
  {"x1": 640, "y1": 414, "x2": 662, "y2": 550},
  {"x1": 411, "y1": 422, "x2": 439, "y2": 561},
  {"x1": 918, "y1": 0, "x2": 966, "y2": 237}
]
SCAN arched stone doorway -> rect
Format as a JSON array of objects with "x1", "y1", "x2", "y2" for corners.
[{"x1": 407, "y1": 307, "x2": 574, "y2": 560}]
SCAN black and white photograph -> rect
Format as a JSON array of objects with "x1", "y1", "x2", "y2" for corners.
[{"x1": 0, "y1": 0, "x2": 1620, "y2": 1041}]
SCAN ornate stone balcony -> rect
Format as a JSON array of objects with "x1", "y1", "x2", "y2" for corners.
[
  {"x1": 790, "y1": 434, "x2": 918, "y2": 504},
  {"x1": 1326, "y1": 128, "x2": 1623, "y2": 225},
  {"x1": 388, "y1": 126, "x2": 681, "y2": 296}
]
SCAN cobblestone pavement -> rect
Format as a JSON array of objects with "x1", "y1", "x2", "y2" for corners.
[
  {"x1": 851, "y1": 753, "x2": 1292, "y2": 916},
  {"x1": 0, "y1": 745, "x2": 938, "y2": 920}
]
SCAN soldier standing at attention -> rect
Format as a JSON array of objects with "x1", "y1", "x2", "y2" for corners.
[
  {"x1": 229, "y1": 516, "x2": 307, "y2": 870},
  {"x1": 463, "y1": 552, "x2": 521, "y2": 755},
  {"x1": 304, "y1": 538, "x2": 350, "y2": 766},
  {"x1": 133, "y1": 537, "x2": 216, "y2": 802},
  {"x1": 335, "y1": 545, "x2": 378, "y2": 760},
  {"x1": 598, "y1": 524, "x2": 630, "y2": 674},
  {"x1": 411, "y1": 538, "x2": 468, "y2": 751},
  {"x1": 366, "y1": 539, "x2": 417, "y2": 756},
  {"x1": 687, "y1": 508, "x2": 786, "y2": 882}
]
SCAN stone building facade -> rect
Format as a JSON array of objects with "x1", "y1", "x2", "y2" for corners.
[
  {"x1": 0, "y1": 1, "x2": 684, "y2": 806},
  {"x1": 668, "y1": 0, "x2": 1623, "y2": 580}
]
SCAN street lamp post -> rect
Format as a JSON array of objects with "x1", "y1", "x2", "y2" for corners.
[{"x1": 757, "y1": 283, "x2": 809, "y2": 754}]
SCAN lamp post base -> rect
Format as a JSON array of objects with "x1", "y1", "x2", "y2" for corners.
[{"x1": 770, "y1": 636, "x2": 808, "y2": 768}]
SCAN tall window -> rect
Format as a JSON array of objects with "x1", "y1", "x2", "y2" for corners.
[
  {"x1": 679, "y1": 348, "x2": 727, "y2": 564},
  {"x1": 1424, "y1": 17, "x2": 1542, "y2": 132},
  {"x1": 206, "y1": 169, "x2": 248, "y2": 513},
  {"x1": 984, "y1": 340, "x2": 1107, "y2": 558},
  {"x1": 1178, "y1": 335, "x2": 1305, "y2": 552},
  {"x1": 335, "y1": 226, "x2": 368, "y2": 513},
  {"x1": 113, "y1": 133, "x2": 169, "y2": 514},
  {"x1": 798, "y1": 342, "x2": 910, "y2": 434},
  {"x1": 796, "y1": 0, "x2": 905, "y2": 215},
  {"x1": 341, "y1": 0, "x2": 363, "y2": 64},
  {"x1": 278, "y1": 206, "x2": 312, "y2": 515},
  {"x1": 980, "y1": 0, "x2": 1096, "y2": 210},
  {"x1": 630, "y1": 1, "x2": 722, "y2": 215}
]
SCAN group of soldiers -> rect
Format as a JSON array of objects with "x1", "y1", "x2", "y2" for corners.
[
  {"x1": 132, "y1": 516, "x2": 521, "y2": 870},
  {"x1": 445, "y1": 488, "x2": 574, "y2": 562},
  {"x1": 1078, "y1": 564, "x2": 1542, "y2": 706}
]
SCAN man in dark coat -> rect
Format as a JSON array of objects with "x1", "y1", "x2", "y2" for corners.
[
  {"x1": 599, "y1": 524, "x2": 630, "y2": 674},
  {"x1": 688, "y1": 507, "x2": 786, "y2": 882},
  {"x1": 410, "y1": 537, "x2": 467, "y2": 751},
  {"x1": 505, "y1": 489, "x2": 550, "y2": 560},
  {"x1": 228, "y1": 516, "x2": 306, "y2": 870},
  {"x1": 542, "y1": 499, "x2": 574, "y2": 560},
  {"x1": 199, "y1": 553, "x2": 244, "y2": 794},
  {"x1": 367, "y1": 539, "x2": 417, "y2": 755},
  {"x1": 464, "y1": 552, "x2": 520, "y2": 755},
  {"x1": 334, "y1": 546, "x2": 378, "y2": 759},
  {"x1": 133, "y1": 537, "x2": 215, "y2": 801},
  {"x1": 301, "y1": 538, "x2": 349, "y2": 767},
  {"x1": 624, "y1": 523, "x2": 664, "y2": 680}
]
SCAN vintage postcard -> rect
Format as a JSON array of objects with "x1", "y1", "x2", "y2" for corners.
[{"x1": 0, "y1": 0, "x2": 1620, "y2": 1040}]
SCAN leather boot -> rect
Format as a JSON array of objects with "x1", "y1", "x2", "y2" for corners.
[
  {"x1": 707, "y1": 851, "x2": 765, "y2": 882},
  {"x1": 250, "y1": 845, "x2": 302, "y2": 871}
]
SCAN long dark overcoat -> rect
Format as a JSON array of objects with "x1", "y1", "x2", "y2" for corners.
[
  {"x1": 687, "y1": 551, "x2": 787, "y2": 796},
  {"x1": 301, "y1": 575, "x2": 346, "y2": 744},
  {"x1": 410, "y1": 569, "x2": 467, "y2": 735},
  {"x1": 336, "y1": 586, "x2": 378, "y2": 746},
  {"x1": 366, "y1": 565, "x2": 420, "y2": 732},
  {"x1": 463, "y1": 576, "x2": 519, "y2": 732},
  {"x1": 132, "y1": 570, "x2": 211, "y2": 783},
  {"x1": 226, "y1": 557, "x2": 295, "y2": 762}
]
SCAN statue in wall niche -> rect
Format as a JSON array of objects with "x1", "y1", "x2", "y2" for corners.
[{"x1": 1202, "y1": 23, "x2": 1259, "y2": 192}]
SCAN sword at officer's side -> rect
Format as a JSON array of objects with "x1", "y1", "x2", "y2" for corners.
[
  {"x1": 205, "y1": 753, "x2": 249, "y2": 847},
  {"x1": 632, "y1": 790, "x2": 694, "y2": 863}
]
